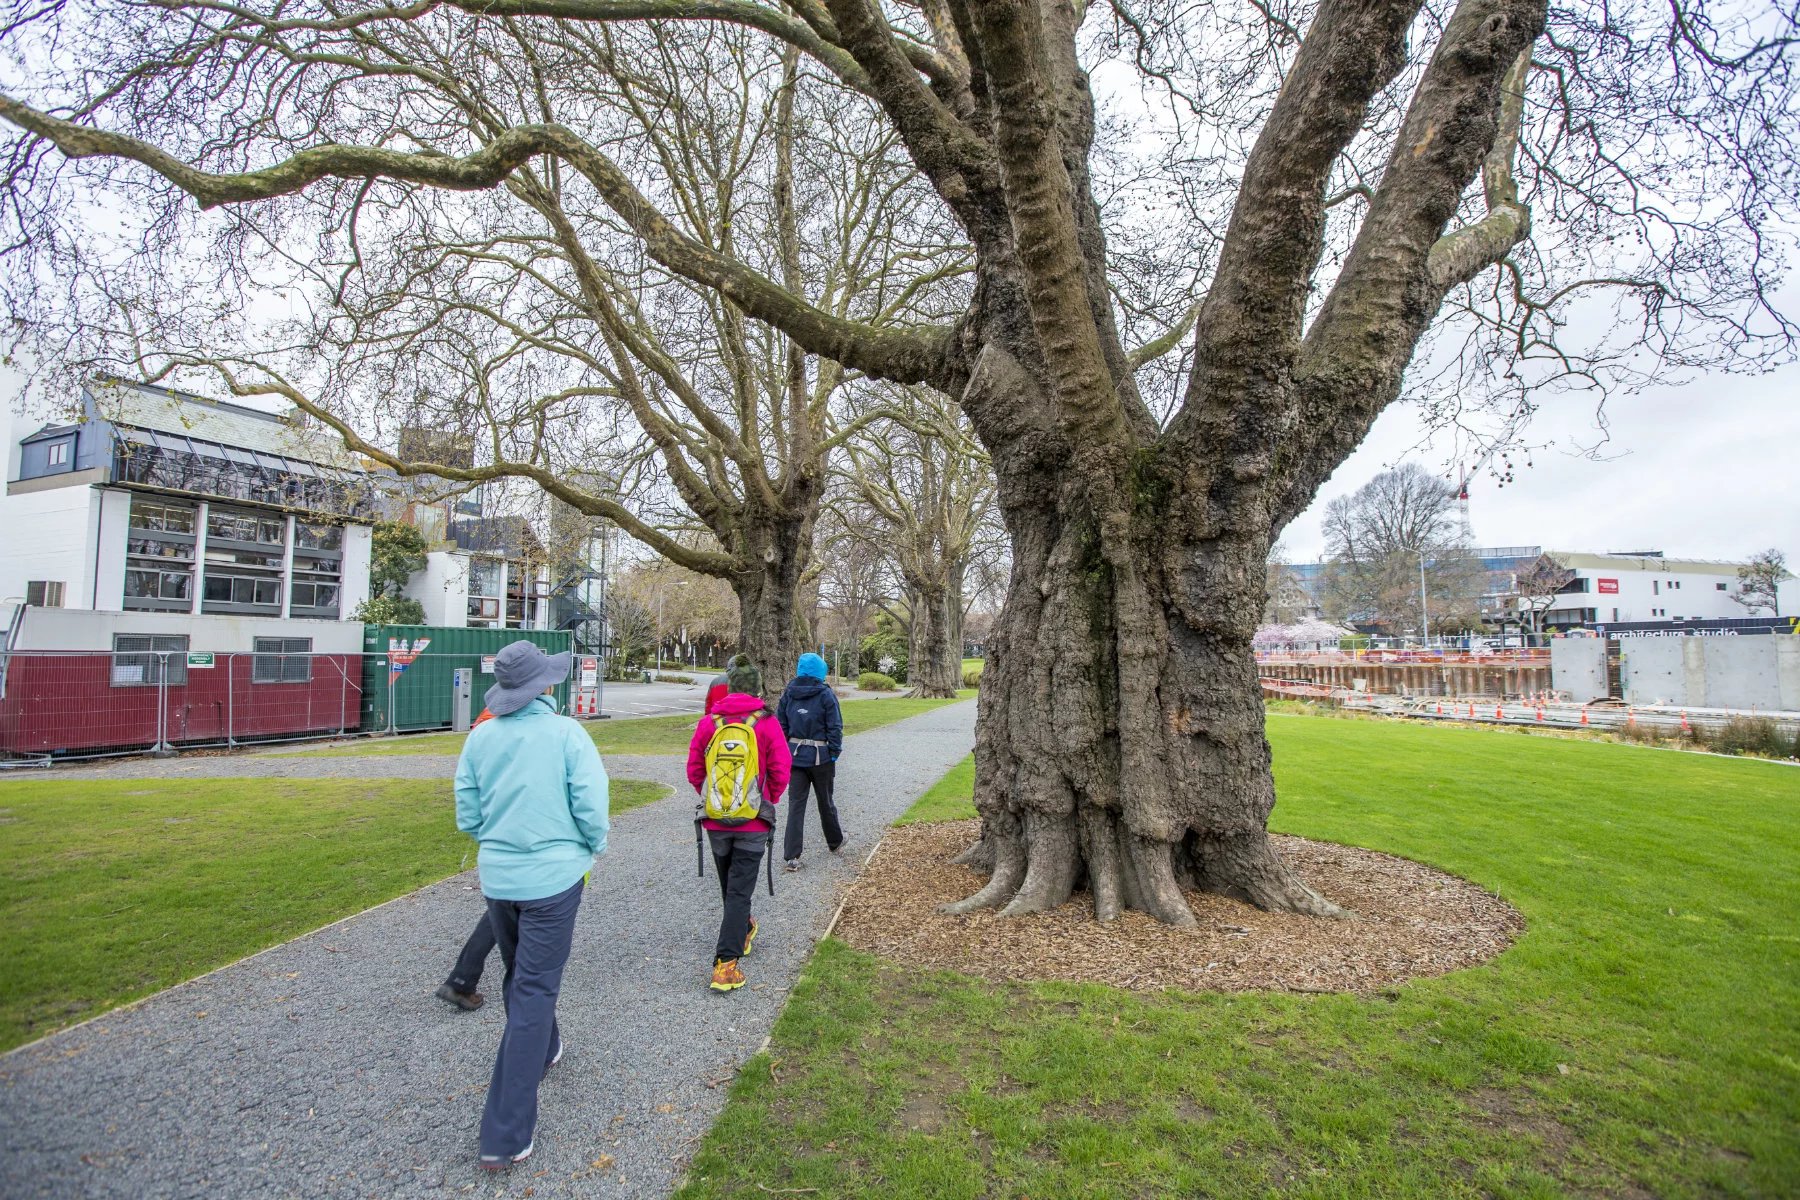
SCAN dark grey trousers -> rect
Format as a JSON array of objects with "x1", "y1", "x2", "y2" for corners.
[
  {"x1": 782, "y1": 762, "x2": 842, "y2": 862},
  {"x1": 708, "y1": 829, "x2": 769, "y2": 961},
  {"x1": 478, "y1": 876, "x2": 584, "y2": 1157}
]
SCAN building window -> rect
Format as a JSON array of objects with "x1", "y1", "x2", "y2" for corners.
[
  {"x1": 469, "y1": 558, "x2": 504, "y2": 626},
  {"x1": 129, "y1": 498, "x2": 197, "y2": 534},
  {"x1": 202, "y1": 575, "x2": 281, "y2": 607},
  {"x1": 295, "y1": 522, "x2": 343, "y2": 551},
  {"x1": 207, "y1": 510, "x2": 286, "y2": 546},
  {"x1": 289, "y1": 581, "x2": 340, "y2": 610},
  {"x1": 47, "y1": 440, "x2": 70, "y2": 467},
  {"x1": 125, "y1": 569, "x2": 193, "y2": 602},
  {"x1": 25, "y1": 580, "x2": 64, "y2": 607},
  {"x1": 252, "y1": 637, "x2": 312, "y2": 683},
  {"x1": 1716, "y1": 582, "x2": 1728, "y2": 591},
  {"x1": 1652, "y1": 580, "x2": 1660, "y2": 595},
  {"x1": 111, "y1": 634, "x2": 189, "y2": 687},
  {"x1": 127, "y1": 537, "x2": 194, "y2": 561}
]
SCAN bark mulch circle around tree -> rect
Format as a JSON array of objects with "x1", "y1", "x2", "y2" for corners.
[{"x1": 835, "y1": 821, "x2": 1523, "y2": 994}]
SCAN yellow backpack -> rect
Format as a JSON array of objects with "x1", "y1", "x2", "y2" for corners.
[{"x1": 702, "y1": 713, "x2": 766, "y2": 823}]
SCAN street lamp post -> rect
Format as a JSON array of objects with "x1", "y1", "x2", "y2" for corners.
[
  {"x1": 655, "y1": 579, "x2": 688, "y2": 674},
  {"x1": 1418, "y1": 552, "x2": 1431, "y2": 646}
]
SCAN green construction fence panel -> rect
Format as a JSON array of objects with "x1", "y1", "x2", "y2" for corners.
[{"x1": 361, "y1": 625, "x2": 574, "y2": 733}]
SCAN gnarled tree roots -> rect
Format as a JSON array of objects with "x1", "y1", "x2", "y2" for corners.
[{"x1": 942, "y1": 807, "x2": 1347, "y2": 924}]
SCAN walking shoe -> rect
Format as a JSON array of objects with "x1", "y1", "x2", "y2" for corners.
[
  {"x1": 710, "y1": 958, "x2": 746, "y2": 992},
  {"x1": 435, "y1": 983, "x2": 484, "y2": 1011},
  {"x1": 545, "y1": 1039, "x2": 564, "y2": 1070},
  {"x1": 742, "y1": 917, "x2": 758, "y2": 957},
  {"x1": 477, "y1": 1140, "x2": 533, "y2": 1170},
  {"x1": 828, "y1": 838, "x2": 846, "y2": 855},
  {"x1": 784, "y1": 859, "x2": 802, "y2": 872}
]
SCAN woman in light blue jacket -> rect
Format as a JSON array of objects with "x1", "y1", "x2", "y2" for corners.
[{"x1": 453, "y1": 641, "x2": 609, "y2": 1171}]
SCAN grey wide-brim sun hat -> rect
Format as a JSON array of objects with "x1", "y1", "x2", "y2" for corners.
[{"x1": 483, "y1": 640, "x2": 573, "y2": 717}]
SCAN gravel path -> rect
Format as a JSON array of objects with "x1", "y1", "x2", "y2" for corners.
[{"x1": 0, "y1": 701, "x2": 975, "y2": 1200}]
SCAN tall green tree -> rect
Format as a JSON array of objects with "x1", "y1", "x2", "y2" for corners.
[{"x1": 353, "y1": 521, "x2": 429, "y2": 625}]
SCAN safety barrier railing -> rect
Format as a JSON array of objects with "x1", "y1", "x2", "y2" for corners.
[
  {"x1": 1255, "y1": 648, "x2": 1551, "y2": 664},
  {"x1": 0, "y1": 647, "x2": 606, "y2": 764},
  {"x1": 1262, "y1": 677, "x2": 1800, "y2": 741},
  {"x1": 0, "y1": 650, "x2": 363, "y2": 764}
]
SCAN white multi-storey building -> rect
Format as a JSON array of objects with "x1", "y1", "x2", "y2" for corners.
[
  {"x1": 2, "y1": 379, "x2": 373, "y2": 651},
  {"x1": 1539, "y1": 551, "x2": 1794, "y2": 629}
]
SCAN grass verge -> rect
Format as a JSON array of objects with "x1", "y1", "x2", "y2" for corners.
[
  {"x1": 297, "y1": 693, "x2": 971, "y2": 758},
  {"x1": 679, "y1": 715, "x2": 1800, "y2": 1199},
  {"x1": 894, "y1": 754, "x2": 975, "y2": 825},
  {"x1": 0, "y1": 775, "x2": 667, "y2": 1052}
]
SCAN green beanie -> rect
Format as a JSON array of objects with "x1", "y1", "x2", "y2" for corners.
[{"x1": 725, "y1": 654, "x2": 762, "y2": 697}]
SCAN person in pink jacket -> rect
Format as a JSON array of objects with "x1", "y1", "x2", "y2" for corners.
[{"x1": 686, "y1": 655, "x2": 791, "y2": 992}]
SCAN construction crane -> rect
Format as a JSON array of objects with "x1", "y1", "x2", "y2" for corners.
[{"x1": 1450, "y1": 441, "x2": 1508, "y2": 544}]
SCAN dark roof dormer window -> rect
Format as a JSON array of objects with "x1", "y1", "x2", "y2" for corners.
[{"x1": 16, "y1": 424, "x2": 83, "y2": 481}]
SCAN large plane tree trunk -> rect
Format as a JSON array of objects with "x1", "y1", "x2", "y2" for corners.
[
  {"x1": 906, "y1": 575, "x2": 963, "y2": 698},
  {"x1": 731, "y1": 515, "x2": 810, "y2": 693},
  {"x1": 949, "y1": 392, "x2": 1343, "y2": 923}
]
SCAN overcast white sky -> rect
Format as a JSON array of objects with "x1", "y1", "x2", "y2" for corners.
[{"x1": 1279, "y1": 357, "x2": 1800, "y2": 565}]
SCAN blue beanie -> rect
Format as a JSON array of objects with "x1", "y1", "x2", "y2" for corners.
[{"x1": 796, "y1": 652, "x2": 828, "y2": 680}]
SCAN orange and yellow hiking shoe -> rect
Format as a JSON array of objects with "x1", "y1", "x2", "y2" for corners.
[
  {"x1": 742, "y1": 917, "x2": 758, "y2": 957},
  {"x1": 710, "y1": 958, "x2": 746, "y2": 993}
]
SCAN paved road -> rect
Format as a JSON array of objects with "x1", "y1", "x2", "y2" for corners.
[
  {"x1": 594, "y1": 680, "x2": 710, "y2": 719},
  {"x1": 0, "y1": 700, "x2": 976, "y2": 1200}
]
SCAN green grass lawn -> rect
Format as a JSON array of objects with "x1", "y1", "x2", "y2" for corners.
[
  {"x1": 0, "y1": 775, "x2": 667, "y2": 1052},
  {"x1": 894, "y1": 754, "x2": 976, "y2": 825},
  {"x1": 299, "y1": 693, "x2": 972, "y2": 758},
  {"x1": 679, "y1": 718, "x2": 1800, "y2": 1199}
]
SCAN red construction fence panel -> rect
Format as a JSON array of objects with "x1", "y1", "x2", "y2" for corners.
[{"x1": 0, "y1": 650, "x2": 364, "y2": 758}]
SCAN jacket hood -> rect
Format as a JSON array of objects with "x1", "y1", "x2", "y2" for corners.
[
  {"x1": 796, "y1": 652, "x2": 828, "y2": 680},
  {"x1": 711, "y1": 692, "x2": 768, "y2": 717},
  {"x1": 785, "y1": 675, "x2": 830, "y2": 699}
]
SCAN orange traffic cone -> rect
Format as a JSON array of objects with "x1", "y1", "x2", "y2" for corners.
[
  {"x1": 1495, "y1": 704, "x2": 1505, "y2": 720},
  {"x1": 1535, "y1": 706, "x2": 1545, "y2": 722},
  {"x1": 1579, "y1": 709, "x2": 1589, "y2": 726},
  {"x1": 1680, "y1": 710, "x2": 1691, "y2": 733}
]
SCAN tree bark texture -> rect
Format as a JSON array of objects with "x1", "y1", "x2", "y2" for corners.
[
  {"x1": 950, "y1": 343, "x2": 1344, "y2": 922},
  {"x1": 730, "y1": 512, "x2": 812, "y2": 693},
  {"x1": 906, "y1": 575, "x2": 964, "y2": 698}
]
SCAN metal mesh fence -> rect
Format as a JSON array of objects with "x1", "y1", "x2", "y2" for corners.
[
  {"x1": 0, "y1": 648, "x2": 604, "y2": 762},
  {"x1": 0, "y1": 650, "x2": 363, "y2": 761}
]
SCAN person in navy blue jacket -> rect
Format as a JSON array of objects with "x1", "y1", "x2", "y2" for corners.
[{"x1": 775, "y1": 653, "x2": 844, "y2": 869}]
